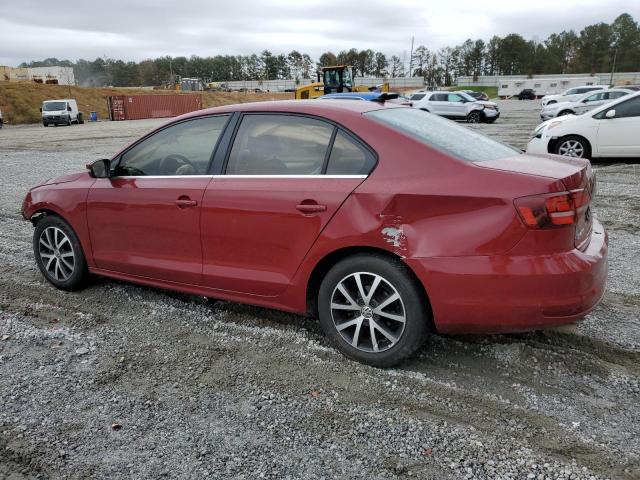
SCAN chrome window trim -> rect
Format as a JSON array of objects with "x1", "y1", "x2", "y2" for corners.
[{"x1": 112, "y1": 174, "x2": 368, "y2": 179}]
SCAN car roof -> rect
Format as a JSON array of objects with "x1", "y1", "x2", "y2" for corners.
[
  {"x1": 175, "y1": 99, "x2": 397, "y2": 122},
  {"x1": 320, "y1": 92, "x2": 381, "y2": 100}
]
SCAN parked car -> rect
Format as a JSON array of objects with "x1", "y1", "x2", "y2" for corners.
[
  {"x1": 541, "y1": 85, "x2": 608, "y2": 107},
  {"x1": 41, "y1": 99, "x2": 84, "y2": 126},
  {"x1": 518, "y1": 89, "x2": 537, "y2": 100},
  {"x1": 528, "y1": 91, "x2": 640, "y2": 159},
  {"x1": 22, "y1": 101, "x2": 607, "y2": 367},
  {"x1": 462, "y1": 90, "x2": 490, "y2": 101},
  {"x1": 409, "y1": 91, "x2": 499, "y2": 123},
  {"x1": 540, "y1": 89, "x2": 633, "y2": 121},
  {"x1": 319, "y1": 92, "x2": 411, "y2": 105}
]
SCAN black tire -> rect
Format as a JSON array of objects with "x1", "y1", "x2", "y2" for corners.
[
  {"x1": 554, "y1": 135, "x2": 592, "y2": 159},
  {"x1": 317, "y1": 254, "x2": 430, "y2": 367},
  {"x1": 466, "y1": 111, "x2": 482, "y2": 123},
  {"x1": 33, "y1": 215, "x2": 89, "y2": 291},
  {"x1": 558, "y1": 110, "x2": 573, "y2": 116},
  {"x1": 43, "y1": 122, "x2": 48, "y2": 127}
]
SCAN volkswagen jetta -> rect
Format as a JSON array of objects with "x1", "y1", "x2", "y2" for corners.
[{"x1": 22, "y1": 100, "x2": 608, "y2": 367}]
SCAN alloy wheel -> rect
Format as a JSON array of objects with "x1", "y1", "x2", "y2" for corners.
[
  {"x1": 558, "y1": 140, "x2": 585, "y2": 158},
  {"x1": 467, "y1": 112, "x2": 480, "y2": 123},
  {"x1": 38, "y1": 226, "x2": 75, "y2": 281},
  {"x1": 330, "y1": 272, "x2": 406, "y2": 353}
]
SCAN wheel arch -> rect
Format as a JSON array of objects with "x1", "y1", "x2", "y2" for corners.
[
  {"x1": 305, "y1": 246, "x2": 433, "y2": 328},
  {"x1": 28, "y1": 208, "x2": 69, "y2": 226},
  {"x1": 547, "y1": 134, "x2": 592, "y2": 156}
]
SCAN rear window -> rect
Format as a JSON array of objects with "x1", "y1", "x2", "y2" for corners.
[{"x1": 365, "y1": 108, "x2": 520, "y2": 162}]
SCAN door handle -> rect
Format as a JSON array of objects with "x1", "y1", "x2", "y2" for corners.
[
  {"x1": 296, "y1": 203, "x2": 327, "y2": 214},
  {"x1": 175, "y1": 197, "x2": 198, "y2": 208}
]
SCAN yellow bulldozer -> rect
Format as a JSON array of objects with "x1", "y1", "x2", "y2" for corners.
[{"x1": 295, "y1": 65, "x2": 389, "y2": 100}]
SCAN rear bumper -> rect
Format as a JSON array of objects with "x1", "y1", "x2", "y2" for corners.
[{"x1": 406, "y1": 219, "x2": 608, "y2": 334}]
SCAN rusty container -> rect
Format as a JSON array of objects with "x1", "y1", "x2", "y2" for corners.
[{"x1": 107, "y1": 94, "x2": 202, "y2": 121}]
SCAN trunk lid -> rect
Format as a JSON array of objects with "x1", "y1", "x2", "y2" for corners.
[{"x1": 477, "y1": 154, "x2": 595, "y2": 249}]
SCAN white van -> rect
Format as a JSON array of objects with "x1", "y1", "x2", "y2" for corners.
[{"x1": 41, "y1": 99, "x2": 84, "y2": 126}]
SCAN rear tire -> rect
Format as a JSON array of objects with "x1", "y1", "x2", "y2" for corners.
[
  {"x1": 554, "y1": 135, "x2": 591, "y2": 159},
  {"x1": 33, "y1": 215, "x2": 89, "y2": 291},
  {"x1": 317, "y1": 254, "x2": 430, "y2": 367}
]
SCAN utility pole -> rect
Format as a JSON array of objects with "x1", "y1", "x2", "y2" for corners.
[
  {"x1": 408, "y1": 36, "x2": 414, "y2": 78},
  {"x1": 609, "y1": 48, "x2": 618, "y2": 86}
]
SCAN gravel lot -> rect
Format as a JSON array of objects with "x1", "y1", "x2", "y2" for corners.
[{"x1": 1, "y1": 102, "x2": 639, "y2": 480}]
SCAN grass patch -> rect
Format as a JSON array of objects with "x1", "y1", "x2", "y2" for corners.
[
  {"x1": 0, "y1": 82, "x2": 293, "y2": 125},
  {"x1": 450, "y1": 85, "x2": 499, "y2": 99}
]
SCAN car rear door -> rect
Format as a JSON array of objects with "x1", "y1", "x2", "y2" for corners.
[
  {"x1": 200, "y1": 113, "x2": 375, "y2": 296},
  {"x1": 86, "y1": 115, "x2": 230, "y2": 284},
  {"x1": 595, "y1": 96, "x2": 640, "y2": 156},
  {"x1": 426, "y1": 93, "x2": 448, "y2": 115}
]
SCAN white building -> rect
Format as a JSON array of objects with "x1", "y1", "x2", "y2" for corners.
[
  {"x1": 497, "y1": 76, "x2": 599, "y2": 97},
  {"x1": 28, "y1": 66, "x2": 75, "y2": 85}
]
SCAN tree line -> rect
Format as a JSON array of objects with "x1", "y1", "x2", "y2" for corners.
[{"x1": 20, "y1": 13, "x2": 639, "y2": 88}]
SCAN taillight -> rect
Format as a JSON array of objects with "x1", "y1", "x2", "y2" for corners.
[{"x1": 515, "y1": 190, "x2": 589, "y2": 229}]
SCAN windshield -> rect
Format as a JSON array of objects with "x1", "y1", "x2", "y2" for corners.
[
  {"x1": 457, "y1": 92, "x2": 477, "y2": 102},
  {"x1": 365, "y1": 108, "x2": 520, "y2": 162},
  {"x1": 43, "y1": 101, "x2": 67, "y2": 111}
]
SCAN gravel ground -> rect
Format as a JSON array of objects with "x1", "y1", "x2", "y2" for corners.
[{"x1": 1, "y1": 103, "x2": 639, "y2": 480}]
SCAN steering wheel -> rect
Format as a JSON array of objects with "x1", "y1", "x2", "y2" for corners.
[{"x1": 159, "y1": 154, "x2": 198, "y2": 175}]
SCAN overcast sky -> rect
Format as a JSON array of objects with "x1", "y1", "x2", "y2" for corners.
[{"x1": 1, "y1": 0, "x2": 637, "y2": 66}]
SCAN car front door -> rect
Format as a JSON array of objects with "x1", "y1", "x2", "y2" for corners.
[
  {"x1": 595, "y1": 96, "x2": 640, "y2": 156},
  {"x1": 86, "y1": 115, "x2": 230, "y2": 284},
  {"x1": 200, "y1": 114, "x2": 375, "y2": 296},
  {"x1": 446, "y1": 94, "x2": 467, "y2": 118},
  {"x1": 574, "y1": 92, "x2": 605, "y2": 114}
]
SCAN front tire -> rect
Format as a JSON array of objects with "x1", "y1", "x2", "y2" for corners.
[
  {"x1": 317, "y1": 254, "x2": 430, "y2": 367},
  {"x1": 558, "y1": 110, "x2": 573, "y2": 116},
  {"x1": 466, "y1": 111, "x2": 481, "y2": 123},
  {"x1": 33, "y1": 215, "x2": 89, "y2": 291},
  {"x1": 554, "y1": 135, "x2": 591, "y2": 159}
]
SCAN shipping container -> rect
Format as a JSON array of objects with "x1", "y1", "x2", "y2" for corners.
[{"x1": 107, "y1": 94, "x2": 203, "y2": 121}]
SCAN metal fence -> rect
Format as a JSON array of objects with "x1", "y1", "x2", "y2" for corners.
[
  {"x1": 457, "y1": 72, "x2": 640, "y2": 87},
  {"x1": 220, "y1": 77, "x2": 425, "y2": 92}
]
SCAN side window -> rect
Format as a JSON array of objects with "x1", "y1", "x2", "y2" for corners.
[
  {"x1": 430, "y1": 94, "x2": 446, "y2": 101},
  {"x1": 606, "y1": 92, "x2": 627, "y2": 100},
  {"x1": 226, "y1": 115, "x2": 334, "y2": 175},
  {"x1": 116, "y1": 115, "x2": 229, "y2": 176},
  {"x1": 610, "y1": 96, "x2": 640, "y2": 118},
  {"x1": 584, "y1": 93, "x2": 603, "y2": 102},
  {"x1": 326, "y1": 131, "x2": 376, "y2": 175},
  {"x1": 410, "y1": 93, "x2": 426, "y2": 101},
  {"x1": 448, "y1": 94, "x2": 464, "y2": 102},
  {"x1": 566, "y1": 89, "x2": 578, "y2": 95}
]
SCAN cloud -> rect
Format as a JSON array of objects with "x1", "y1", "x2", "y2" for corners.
[{"x1": 0, "y1": 0, "x2": 636, "y2": 65}]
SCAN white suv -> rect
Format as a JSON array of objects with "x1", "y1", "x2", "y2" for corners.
[
  {"x1": 541, "y1": 85, "x2": 608, "y2": 107},
  {"x1": 409, "y1": 91, "x2": 499, "y2": 123}
]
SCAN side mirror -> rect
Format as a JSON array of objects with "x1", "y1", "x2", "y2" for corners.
[
  {"x1": 67, "y1": 106, "x2": 72, "y2": 112},
  {"x1": 86, "y1": 159, "x2": 111, "y2": 178},
  {"x1": 605, "y1": 109, "x2": 616, "y2": 119}
]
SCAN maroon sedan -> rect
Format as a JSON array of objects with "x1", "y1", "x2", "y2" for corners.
[{"x1": 22, "y1": 100, "x2": 607, "y2": 367}]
